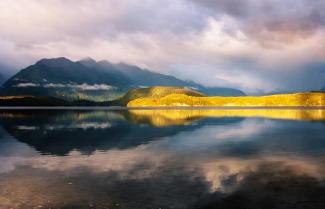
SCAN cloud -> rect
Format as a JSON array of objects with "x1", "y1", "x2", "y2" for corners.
[
  {"x1": 0, "y1": 0, "x2": 325, "y2": 93},
  {"x1": 15, "y1": 82, "x2": 116, "y2": 90},
  {"x1": 14, "y1": 83, "x2": 40, "y2": 87},
  {"x1": 0, "y1": 0, "x2": 206, "y2": 45},
  {"x1": 190, "y1": 0, "x2": 325, "y2": 45}
]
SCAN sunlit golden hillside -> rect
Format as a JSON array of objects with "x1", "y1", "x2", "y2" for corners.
[
  {"x1": 110, "y1": 86, "x2": 206, "y2": 106},
  {"x1": 128, "y1": 92, "x2": 325, "y2": 107}
]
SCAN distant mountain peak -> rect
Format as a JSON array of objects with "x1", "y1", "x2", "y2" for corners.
[
  {"x1": 36, "y1": 57, "x2": 72, "y2": 66},
  {"x1": 80, "y1": 57, "x2": 96, "y2": 62},
  {"x1": 78, "y1": 57, "x2": 97, "y2": 68},
  {"x1": 96, "y1": 60, "x2": 113, "y2": 66}
]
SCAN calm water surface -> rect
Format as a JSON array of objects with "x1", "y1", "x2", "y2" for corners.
[{"x1": 1, "y1": 109, "x2": 325, "y2": 209}]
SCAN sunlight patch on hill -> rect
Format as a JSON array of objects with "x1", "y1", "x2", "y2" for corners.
[{"x1": 128, "y1": 92, "x2": 325, "y2": 107}]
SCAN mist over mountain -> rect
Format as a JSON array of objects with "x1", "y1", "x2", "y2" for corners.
[
  {"x1": 0, "y1": 64, "x2": 13, "y2": 85},
  {"x1": 0, "y1": 74, "x2": 4, "y2": 85},
  {"x1": 321, "y1": 86, "x2": 325, "y2": 92},
  {"x1": 1, "y1": 57, "x2": 245, "y2": 101}
]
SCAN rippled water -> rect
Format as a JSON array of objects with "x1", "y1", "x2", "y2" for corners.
[{"x1": 1, "y1": 109, "x2": 325, "y2": 209}]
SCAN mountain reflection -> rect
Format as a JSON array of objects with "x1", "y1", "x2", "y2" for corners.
[
  {"x1": 0, "y1": 109, "x2": 325, "y2": 209},
  {"x1": 0, "y1": 110, "x2": 243, "y2": 155}
]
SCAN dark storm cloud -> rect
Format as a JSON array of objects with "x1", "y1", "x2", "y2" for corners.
[
  {"x1": 190, "y1": 0, "x2": 325, "y2": 44},
  {"x1": 189, "y1": 0, "x2": 252, "y2": 17}
]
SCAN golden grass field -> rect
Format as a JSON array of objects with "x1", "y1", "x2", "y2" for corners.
[{"x1": 127, "y1": 92, "x2": 325, "y2": 107}]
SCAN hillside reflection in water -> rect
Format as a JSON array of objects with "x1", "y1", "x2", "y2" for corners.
[{"x1": 0, "y1": 109, "x2": 325, "y2": 209}]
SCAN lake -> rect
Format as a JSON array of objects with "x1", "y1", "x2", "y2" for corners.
[{"x1": 1, "y1": 109, "x2": 325, "y2": 209}]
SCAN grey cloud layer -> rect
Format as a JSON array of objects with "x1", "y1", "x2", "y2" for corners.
[
  {"x1": 0, "y1": 0, "x2": 325, "y2": 93},
  {"x1": 191, "y1": 0, "x2": 325, "y2": 44}
]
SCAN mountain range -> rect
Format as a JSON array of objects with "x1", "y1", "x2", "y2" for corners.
[
  {"x1": 1, "y1": 57, "x2": 245, "y2": 101},
  {"x1": 0, "y1": 74, "x2": 4, "y2": 85}
]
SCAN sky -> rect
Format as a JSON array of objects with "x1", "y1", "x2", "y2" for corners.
[{"x1": 0, "y1": 0, "x2": 325, "y2": 94}]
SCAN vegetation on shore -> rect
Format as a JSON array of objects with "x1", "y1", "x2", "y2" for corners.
[
  {"x1": 0, "y1": 96, "x2": 99, "y2": 106},
  {"x1": 109, "y1": 86, "x2": 206, "y2": 106},
  {"x1": 0, "y1": 96, "x2": 71, "y2": 106},
  {"x1": 2, "y1": 87, "x2": 325, "y2": 108},
  {"x1": 127, "y1": 92, "x2": 325, "y2": 107}
]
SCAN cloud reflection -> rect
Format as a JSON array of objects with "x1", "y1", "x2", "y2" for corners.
[{"x1": 0, "y1": 110, "x2": 325, "y2": 208}]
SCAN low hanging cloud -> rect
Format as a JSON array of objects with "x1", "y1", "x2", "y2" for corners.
[
  {"x1": 1, "y1": 0, "x2": 325, "y2": 93},
  {"x1": 14, "y1": 83, "x2": 40, "y2": 88},
  {"x1": 44, "y1": 83, "x2": 116, "y2": 91},
  {"x1": 15, "y1": 82, "x2": 116, "y2": 91}
]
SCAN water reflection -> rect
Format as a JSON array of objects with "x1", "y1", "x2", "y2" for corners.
[
  {"x1": 0, "y1": 109, "x2": 325, "y2": 209},
  {"x1": 129, "y1": 109, "x2": 325, "y2": 124},
  {"x1": 0, "y1": 110, "x2": 243, "y2": 155}
]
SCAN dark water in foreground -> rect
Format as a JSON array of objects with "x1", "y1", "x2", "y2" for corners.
[{"x1": 1, "y1": 109, "x2": 325, "y2": 209}]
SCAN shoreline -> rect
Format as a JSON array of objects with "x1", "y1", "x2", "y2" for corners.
[{"x1": 1, "y1": 106, "x2": 325, "y2": 110}]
